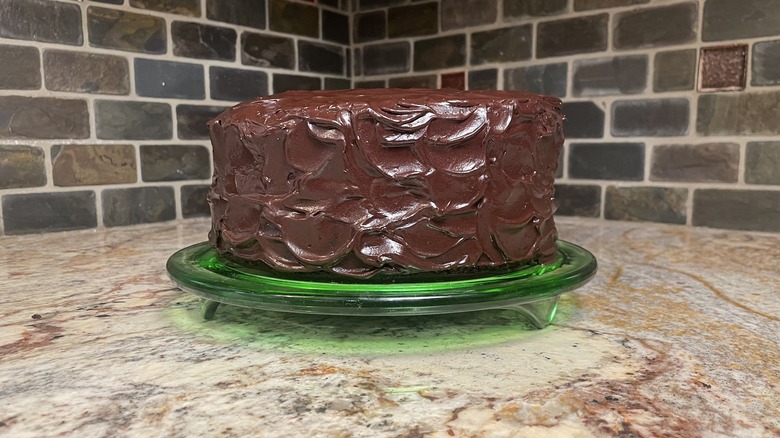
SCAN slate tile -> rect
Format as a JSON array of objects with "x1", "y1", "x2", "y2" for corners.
[
  {"x1": 555, "y1": 184, "x2": 601, "y2": 217},
  {"x1": 176, "y1": 104, "x2": 227, "y2": 139},
  {"x1": 574, "y1": 0, "x2": 649, "y2": 10},
  {"x1": 614, "y1": 2, "x2": 697, "y2": 50},
  {"x1": 441, "y1": 72, "x2": 465, "y2": 90},
  {"x1": 468, "y1": 69, "x2": 497, "y2": 90},
  {"x1": 2, "y1": 191, "x2": 97, "y2": 235},
  {"x1": 134, "y1": 58, "x2": 205, "y2": 99},
  {"x1": 699, "y1": 45, "x2": 747, "y2": 91},
  {"x1": 0, "y1": 45, "x2": 41, "y2": 90},
  {"x1": 693, "y1": 189, "x2": 780, "y2": 232},
  {"x1": 354, "y1": 80, "x2": 386, "y2": 88},
  {"x1": 442, "y1": 0, "x2": 497, "y2": 30},
  {"x1": 563, "y1": 102, "x2": 605, "y2": 139},
  {"x1": 323, "y1": 9, "x2": 349, "y2": 44},
  {"x1": 752, "y1": 40, "x2": 780, "y2": 86},
  {"x1": 269, "y1": 0, "x2": 319, "y2": 38},
  {"x1": 569, "y1": 142, "x2": 644, "y2": 181},
  {"x1": 697, "y1": 91, "x2": 780, "y2": 136},
  {"x1": 0, "y1": 97, "x2": 89, "y2": 139},
  {"x1": 172, "y1": 21, "x2": 236, "y2": 61},
  {"x1": 388, "y1": 75, "x2": 436, "y2": 88},
  {"x1": 129, "y1": 0, "x2": 200, "y2": 16},
  {"x1": 572, "y1": 55, "x2": 647, "y2": 96},
  {"x1": 353, "y1": 48, "x2": 362, "y2": 76},
  {"x1": 745, "y1": 142, "x2": 780, "y2": 185},
  {"x1": 299, "y1": 41, "x2": 344, "y2": 75},
  {"x1": 0, "y1": 0, "x2": 82, "y2": 46},
  {"x1": 537, "y1": 14, "x2": 608, "y2": 58},
  {"x1": 95, "y1": 100, "x2": 172, "y2": 140},
  {"x1": 102, "y1": 186, "x2": 176, "y2": 227},
  {"x1": 44, "y1": 50, "x2": 129, "y2": 95},
  {"x1": 140, "y1": 145, "x2": 210, "y2": 182},
  {"x1": 272, "y1": 74, "x2": 321, "y2": 93},
  {"x1": 471, "y1": 26, "x2": 532, "y2": 65},
  {"x1": 87, "y1": 6, "x2": 166, "y2": 54},
  {"x1": 505, "y1": 0, "x2": 567, "y2": 18},
  {"x1": 324, "y1": 78, "x2": 352, "y2": 90},
  {"x1": 360, "y1": 0, "x2": 405, "y2": 9},
  {"x1": 605, "y1": 186, "x2": 687, "y2": 225},
  {"x1": 52, "y1": 144, "x2": 136, "y2": 186},
  {"x1": 207, "y1": 0, "x2": 266, "y2": 29},
  {"x1": 414, "y1": 35, "x2": 466, "y2": 71},
  {"x1": 703, "y1": 0, "x2": 780, "y2": 41},
  {"x1": 388, "y1": 3, "x2": 438, "y2": 38},
  {"x1": 504, "y1": 63, "x2": 567, "y2": 97},
  {"x1": 354, "y1": 11, "x2": 386, "y2": 43},
  {"x1": 651, "y1": 143, "x2": 739, "y2": 183},
  {"x1": 181, "y1": 184, "x2": 211, "y2": 218},
  {"x1": 210, "y1": 67, "x2": 268, "y2": 101},
  {"x1": 654, "y1": 49, "x2": 696, "y2": 92},
  {"x1": 241, "y1": 32, "x2": 295, "y2": 69},
  {"x1": 0, "y1": 145, "x2": 46, "y2": 189},
  {"x1": 363, "y1": 42, "x2": 410, "y2": 75},
  {"x1": 612, "y1": 99, "x2": 689, "y2": 137}
]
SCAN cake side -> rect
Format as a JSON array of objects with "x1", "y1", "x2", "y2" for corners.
[{"x1": 207, "y1": 89, "x2": 563, "y2": 277}]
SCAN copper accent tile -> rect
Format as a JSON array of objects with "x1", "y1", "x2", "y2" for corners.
[
  {"x1": 698, "y1": 44, "x2": 747, "y2": 92},
  {"x1": 441, "y1": 71, "x2": 466, "y2": 90}
]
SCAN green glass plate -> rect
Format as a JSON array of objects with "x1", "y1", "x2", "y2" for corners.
[{"x1": 166, "y1": 240, "x2": 597, "y2": 328}]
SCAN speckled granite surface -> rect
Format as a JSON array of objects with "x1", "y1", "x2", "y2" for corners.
[{"x1": 1, "y1": 218, "x2": 778, "y2": 437}]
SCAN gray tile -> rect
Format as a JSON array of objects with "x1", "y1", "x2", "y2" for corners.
[
  {"x1": 44, "y1": 50, "x2": 129, "y2": 95},
  {"x1": 241, "y1": 32, "x2": 295, "y2": 69},
  {"x1": 354, "y1": 11, "x2": 386, "y2": 43},
  {"x1": 751, "y1": 40, "x2": 780, "y2": 86},
  {"x1": 388, "y1": 75, "x2": 437, "y2": 88},
  {"x1": 388, "y1": 3, "x2": 438, "y2": 38},
  {"x1": 0, "y1": 45, "x2": 41, "y2": 90},
  {"x1": 693, "y1": 189, "x2": 780, "y2": 232},
  {"x1": 129, "y1": 0, "x2": 200, "y2": 16},
  {"x1": 697, "y1": 91, "x2": 780, "y2": 136},
  {"x1": 612, "y1": 99, "x2": 689, "y2": 137},
  {"x1": 207, "y1": 0, "x2": 266, "y2": 29},
  {"x1": 504, "y1": 63, "x2": 567, "y2": 97},
  {"x1": 605, "y1": 186, "x2": 687, "y2": 225},
  {"x1": 353, "y1": 48, "x2": 362, "y2": 76},
  {"x1": 471, "y1": 26, "x2": 532, "y2": 65},
  {"x1": 210, "y1": 67, "x2": 268, "y2": 101},
  {"x1": 745, "y1": 142, "x2": 780, "y2": 185},
  {"x1": 537, "y1": 14, "x2": 608, "y2": 58},
  {"x1": 2, "y1": 191, "x2": 96, "y2": 235},
  {"x1": 172, "y1": 21, "x2": 236, "y2": 61},
  {"x1": 181, "y1": 184, "x2": 210, "y2": 218},
  {"x1": 0, "y1": 145, "x2": 46, "y2": 189},
  {"x1": 299, "y1": 41, "x2": 344, "y2": 75},
  {"x1": 614, "y1": 3, "x2": 697, "y2": 50},
  {"x1": 323, "y1": 10, "x2": 349, "y2": 45},
  {"x1": 324, "y1": 78, "x2": 352, "y2": 90},
  {"x1": 468, "y1": 69, "x2": 497, "y2": 90},
  {"x1": 415, "y1": 35, "x2": 466, "y2": 71},
  {"x1": 442, "y1": 0, "x2": 497, "y2": 30},
  {"x1": 176, "y1": 104, "x2": 228, "y2": 139},
  {"x1": 651, "y1": 143, "x2": 739, "y2": 183},
  {"x1": 140, "y1": 145, "x2": 210, "y2": 182},
  {"x1": 95, "y1": 100, "x2": 172, "y2": 140},
  {"x1": 135, "y1": 58, "x2": 205, "y2": 99},
  {"x1": 0, "y1": 0, "x2": 82, "y2": 46},
  {"x1": 87, "y1": 6, "x2": 166, "y2": 54},
  {"x1": 703, "y1": 0, "x2": 780, "y2": 41},
  {"x1": 269, "y1": 0, "x2": 319, "y2": 38},
  {"x1": 574, "y1": 0, "x2": 648, "y2": 10},
  {"x1": 562, "y1": 102, "x2": 604, "y2": 139},
  {"x1": 505, "y1": 0, "x2": 567, "y2": 18},
  {"x1": 654, "y1": 49, "x2": 696, "y2": 92},
  {"x1": 359, "y1": 0, "x2": 404, "y2": 9},
  {"x1": 354, "y1": 80, "x2": 386, "y2": 88},
  {"x1": 363, "y1": 42, "x2": 410, "y2": 75},
  {"x1": 0, "y1": 96, "x2": 89, "y2": 139},
  {"x1": 102, "y1": 186, "x2": 176, "y2": 227},
  {"x1": 572, "y1": 55, "x2": 647, "y2": 96},
  {"x1": 569, "y1": 142, "x2": 644, "y2": 181},
  {"x1": 272, "y1": 74, "x2": 321, "y2": 94},
  {"x1": 52, "y1": 144, "x2": 136, "y2": 186},
  {"x1": 555, "y1": 184, "x2": 601, "y2": 217}
]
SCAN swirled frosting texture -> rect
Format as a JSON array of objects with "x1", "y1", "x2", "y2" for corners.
[{"x1": 208, "y1": 89, "x2": 563, "y2": 277}]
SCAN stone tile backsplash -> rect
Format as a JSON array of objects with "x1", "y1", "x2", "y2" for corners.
[{"x1": 1, "y1": 0, "x2": 779, "y2": 234}]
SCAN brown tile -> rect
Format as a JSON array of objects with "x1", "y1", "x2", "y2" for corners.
[
  {"x1": 698, "y1": 45, "x2": 747, "y2": 91},
  {"x1": 697, "y1": 91, "x2": 780, "y2": 136},
  {"x1": 441, "y1": 72, "x2": 465, "y2": 90},
  {"x1": 129, "y1": 0, "x2": 200, "y2": 17},
  {"x1": 0, "y1": 45, "x2": 41, "y2": 90},
  {"x1": 651, "y1": 143, "x2": 739, "y2": 183},
  {"x1": 0, "y1": 96, "x2": 90, "y2": 139},
  {"x1": 605, "y1": 186, "x2": 687, "y2": 225},
  {"x1": 52, "y1": 144, "x2": 136, "y2": 186},
  {"x1": 44, "y1": 50, "x2": 130, "y2": 95},
  {"x1": 555, "y1": 184, "x2": 601, "y2": 217},
  {"x1": 0, "y1": 145, "x2": 46, "y2": 189},
  {"x1": 140, "y1": 144, "x2": 210, "y2": 181},
  {"x1": 269, "y1": 0, "x2": 319, "y2": 38},
  {"x1": 87, "y1": 6, "x2": 166, "y2": 54},
  {"x1": 388, "y1": 3, "x2": 438, "y2": 38}
]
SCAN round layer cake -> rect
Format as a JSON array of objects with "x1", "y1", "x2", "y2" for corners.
[{"x1": 207, "y1": 89, "x2": 563, "y2": 278}]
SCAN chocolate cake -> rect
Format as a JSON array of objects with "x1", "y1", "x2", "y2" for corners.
[{"x1": 207, "y1": 89, "x2": 563, "y2": 278}]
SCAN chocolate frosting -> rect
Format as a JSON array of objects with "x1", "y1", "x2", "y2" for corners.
[{"x1": 208, "y1": 88, "x2": 563, "y2": 277}]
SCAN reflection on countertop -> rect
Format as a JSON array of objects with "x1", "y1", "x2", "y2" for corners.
[{"x1": 1, "y1": 218, "x2": 778, "y2": 437}]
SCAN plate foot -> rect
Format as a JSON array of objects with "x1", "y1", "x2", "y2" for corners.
[
  {"x1": 513, "y1": 296, "x2": 560, "y2": 329},
  {"x1": 200, "y1": 299, "x2": 221, "y2": 320}
]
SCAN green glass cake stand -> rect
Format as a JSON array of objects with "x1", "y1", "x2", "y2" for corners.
[{"x1": 166, "y1": 240, "x2": 597, "y2": 329}]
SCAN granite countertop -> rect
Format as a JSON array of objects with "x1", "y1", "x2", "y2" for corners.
[{"x1": 1, "y1": 218, "x2": 778, "y2": 437}]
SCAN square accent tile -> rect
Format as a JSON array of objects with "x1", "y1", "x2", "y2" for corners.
[
  {"x1": 441, "y1": 71, "x2": 465, "y2": 90},
  {"x1": 698, "y1": 44, "x2": 748, "y2": 92}
]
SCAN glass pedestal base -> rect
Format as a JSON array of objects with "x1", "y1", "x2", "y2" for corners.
[{"x1": 167, "y1": 240, "x2": 597, "y2": 329}]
